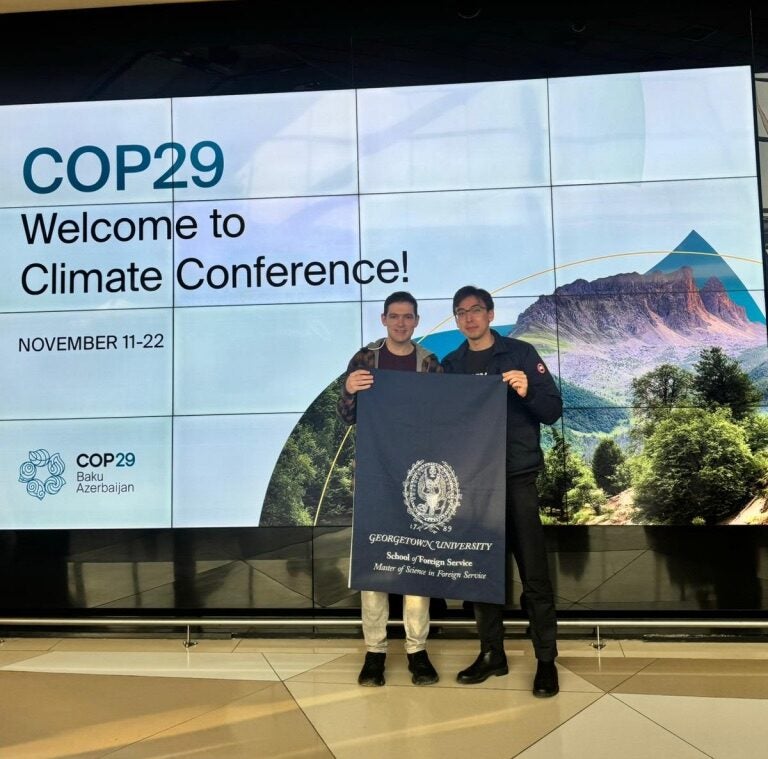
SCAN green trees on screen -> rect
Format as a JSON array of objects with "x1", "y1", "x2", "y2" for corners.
[
  {"x1": 537, "y1": 427, "x2": 605, "y2": 522},
  {"x1": 693, "y1": 347, "x2": 763, "y2": 420},
  {"x1": 591, "y1": 438, "x2": 630, "y2": 495},
  {"x1": 260, "y1": 378, "x2": 354, "y2": 526},
  {"x1": 632, "y1": 407, "x2": 762, "y2": 524},
  {"x1": 631, "y1": 348, "x2": 766, "y2": 524}
]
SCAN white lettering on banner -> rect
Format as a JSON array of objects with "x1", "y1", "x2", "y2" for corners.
[{"x1": 368, "y1": 532, "x2": 493, "y2": 552}]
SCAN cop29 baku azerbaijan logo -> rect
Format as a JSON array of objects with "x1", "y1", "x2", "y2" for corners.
[
  {"x1": 18, "y1": 448, "x2": 66, "y2": 500},
  {"x1": 403, "y1": 460, "x2": 461, "y2": 534}
]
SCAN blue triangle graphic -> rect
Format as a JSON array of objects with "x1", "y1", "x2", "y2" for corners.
[
  {"x1": 671, "y1": 230, "x2": 717, "y2": 255},
  {"x1": 647, "y1": 230, "x2": 765, "y2": 324}
]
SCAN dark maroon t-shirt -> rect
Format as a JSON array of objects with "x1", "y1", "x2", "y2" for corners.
[{"x1": 377, "y1": 342, "x2": 417, "y2": 371}]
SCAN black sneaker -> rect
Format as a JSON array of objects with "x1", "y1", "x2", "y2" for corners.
[
  {"x1": 532, "y1": 660, "x2": 559, "y2": 698},
  {"x1": 358, "y1": 652, "x2": 386, "y2": 687},
  {"x1": 456, "y1": 650, "x2": 509, "y2": 684},
  {"x1": 407, "y1": 650, "x2": 439, "y2": 685}
]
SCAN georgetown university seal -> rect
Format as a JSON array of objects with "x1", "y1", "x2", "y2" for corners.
[{"x1": 403, "y1": 460, "x2": 461, "y2": 533}]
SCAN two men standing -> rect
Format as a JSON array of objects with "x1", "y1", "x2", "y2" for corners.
[{"x1": 340, "y1": 286, "x2": 561, "y2": 698}]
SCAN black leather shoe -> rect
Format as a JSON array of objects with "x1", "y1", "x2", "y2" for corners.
[
  {"x1": 358, "y1": 652, "x2": 386, "y2": 686},
  {"x1": 532, "y1": 660, "x2": 559, "y2": 697},
  {"x1": 407, "y1": 650, "x2": 439, "y2": 685},
  {"x1": 456, "y1": 650, "x2": 508, "y2": 684}
]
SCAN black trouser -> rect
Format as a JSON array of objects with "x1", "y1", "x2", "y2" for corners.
[{"x1": 473, "y1": 471, "x2": 558, "y2": 661}]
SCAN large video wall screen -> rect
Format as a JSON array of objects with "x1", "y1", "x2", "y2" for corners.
[{"x1": 0, "y1": 66, "x2": 764, "y2": 529}]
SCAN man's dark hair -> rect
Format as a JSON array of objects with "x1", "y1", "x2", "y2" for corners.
[
  {"x1": 383, "y1": 291, "x2": 418, "y2": 316},
  {"x1": 452, "y1": 285, "x2": 494, "y2": 313}
]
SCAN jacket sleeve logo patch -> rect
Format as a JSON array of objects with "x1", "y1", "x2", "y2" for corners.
[{"x1": 537, "y1": 362, "x2": 546, "y2": 374}]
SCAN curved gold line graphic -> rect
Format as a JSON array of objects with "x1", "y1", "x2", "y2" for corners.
[
  {"x1": 313, "y1": 249, "x2": 764, "y2": 523},
  {"x1": 314, "y1": 425, "x2": 353, "y2": 527}
]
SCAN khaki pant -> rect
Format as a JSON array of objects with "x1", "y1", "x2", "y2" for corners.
[{"x1": 361, "y1": 591, "x2": 430, "y2": 654}]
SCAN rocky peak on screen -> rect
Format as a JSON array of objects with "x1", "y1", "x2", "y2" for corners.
[
  {"x1": 511, "y1": 267, "x2": 764, "y2": 346},
  {"x1": 698, "y1": 276, "x2": 750, "y2": 327}
]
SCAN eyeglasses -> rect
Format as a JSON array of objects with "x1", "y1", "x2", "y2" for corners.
[{"x1": 454, "y1": 305, "x2": 488, "y2": 319}]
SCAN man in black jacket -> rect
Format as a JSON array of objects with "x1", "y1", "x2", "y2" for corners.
[{"x1": 442, "y1": 285, "x2": 562, "y2": 697}]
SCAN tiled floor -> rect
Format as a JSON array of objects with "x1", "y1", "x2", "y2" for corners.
[{"x1": 1, "y1": 636, "x2": 767, "y2": 758}]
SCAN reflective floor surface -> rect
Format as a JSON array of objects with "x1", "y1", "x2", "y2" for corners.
[{"x1": 1, "y1": 636, "x2": 767, "y2": 758}]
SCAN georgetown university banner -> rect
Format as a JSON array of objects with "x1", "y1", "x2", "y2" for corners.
[{"x1": 350, "y1": 369, "x2": 507, "y2": 604}]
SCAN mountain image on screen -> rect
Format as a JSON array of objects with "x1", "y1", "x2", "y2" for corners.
[{"x1": 260, "y1": 230, "x2": 768, "y2": 528}]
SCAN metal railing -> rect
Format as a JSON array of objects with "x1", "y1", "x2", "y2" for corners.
[{"x1": 1, "y1": 616, "x2": 766, "y2": 649}]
